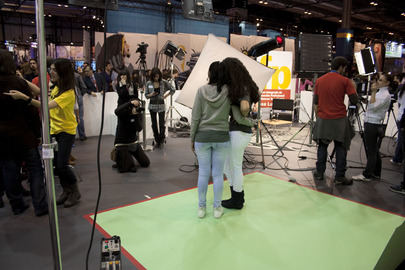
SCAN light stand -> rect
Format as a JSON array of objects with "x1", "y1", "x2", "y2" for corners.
[
  {"x1": 35, "y1": 1, "x2": 63, "y2": 269},
  {"x1": 135, "y1": 53, "x2": 149, "y2": 150}
]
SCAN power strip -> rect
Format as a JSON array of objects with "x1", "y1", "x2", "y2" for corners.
[{"x1": 100, "y1": 236, "x2": 121, "y2": 270}]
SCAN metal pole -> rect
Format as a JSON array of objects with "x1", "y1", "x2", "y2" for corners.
[
  {"x1": 35, "y1": 1, "x2": 63, "y2": 269},
  {"x1": 309, "y1": 73, "x2": 318, "y2": 144}
]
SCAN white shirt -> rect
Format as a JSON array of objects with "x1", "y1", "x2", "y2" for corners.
[
  {"x1": 397, "y1": 85, "x2": 405, "y2": 121},
  {"x1": 364, "y1": 86, "x2": 391, "y2": 124}
]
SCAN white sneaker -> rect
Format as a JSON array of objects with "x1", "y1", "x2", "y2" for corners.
[
  {"x1": 213, "y1": 206, "x2": 223, "y2": 218},
  {"x1": 198, "y1": 207, "x2": 206, "y2": 218},
  {"x1": 352, "y1": 174, "x2": 370, "y2": 182}
]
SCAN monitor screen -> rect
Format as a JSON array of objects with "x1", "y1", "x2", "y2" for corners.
[
  {"x1": 385, "y1": 42, "x2": 403, "y2": 58},
  {"x1": 91, "y1": 60, "x2": 96, "y2": 71},
  {"x1": 75, "y1": 60, "x2": 84, "y2": 70}
]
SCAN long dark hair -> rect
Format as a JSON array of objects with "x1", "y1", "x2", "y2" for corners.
[
  {"x1": 150, "y1": 67, "x2": 162, "y2": 82},
  {"x1": 218, "y1": 57, "x2": 260, "y2": 104},
  {"x1": 0, "y1": 49, "x2": 16, "y2": 76},
  {"x1": 208, "y1": 61, "x2": 220, "y2": 85},
  {"x1": 117, "y1": 69, "x2": 132, "y2": 85},
  {"x1": 53, "y1": 58, "x2": 75, "y2": 97}
]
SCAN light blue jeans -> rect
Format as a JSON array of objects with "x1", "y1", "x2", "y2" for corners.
[
  {"x1": 224, "y1": 131, "x2": 252, "y2": 192},
  {"x1": 195, "y1": 141, "x2": 230, "y2": 208}
]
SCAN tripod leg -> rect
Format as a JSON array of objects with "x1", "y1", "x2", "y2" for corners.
[{"x1": 258, "y1": 122, "x2": 265, "y2": 169}]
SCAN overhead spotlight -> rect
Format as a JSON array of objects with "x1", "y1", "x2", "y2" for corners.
[
  {"x1": 338, "y1": 19, "x2": 342, "y2": 22},
  {"x1": 48, "y1": 14, "x2": 52, "y2": 17},
  {"x1": 366, "y1": 26, "x2": 372, "y2": 30},
  {"x1": 58, "y1": 4, "x2": 62, "y2": 7},
  {"x1": 83, "y1": 6, "x2": 87, "y2": 9},
  {"x1": 87, "y1": 26, "x2": 90, "y2": 29},
  {"x1": 264, "y1": 1, "x2": 268, "y2": 4},
  {"x1": 256, "y1": 18, "x2": 259, "y2": 21},
  {"x1": 64, "y1": 5, "x2": 68, "y2": 7},
  {"x1": 389, "y1": 32, "x2": 394, "y2": 35},
  {"x1": 280, "y1": 28, "x2": 283, "y2": 31},
  {"x1": 82, "y1": 25, "x2": 85, "y2": 28},
  {"x1": 70, "y1": 42, "x2": 74, "y2": 45},
  {"x1": 31, "y1": 21, "x2": 35, "y2": 24},
  {"x1": 259, "y1": 1, "x2": 263, "y2": 3},
  {"x1": 260, "y1": 18, "x2": 263, "y2": 21},
  {"x1": 93, "y1": 15, "x2": 96, "y2": 19},
  {"x1": 257, "y1": 23, "x2": 260, "y2": 26}
]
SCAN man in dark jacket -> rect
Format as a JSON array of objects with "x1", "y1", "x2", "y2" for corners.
[
  {"x1": 0, "y1": 50, "x2": 48, "y2": 216},
  {"x1": 83, "y1": 65, "x2": 106, "y2": 94}
]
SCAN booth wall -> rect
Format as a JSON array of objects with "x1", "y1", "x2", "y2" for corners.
[{"x1": 107, "y1": 8, "x2": 229, "y2": 39}]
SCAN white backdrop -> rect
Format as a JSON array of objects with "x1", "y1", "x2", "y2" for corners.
[{"x1": 176, "y1": 34, "x2": 276, "y2": 109}]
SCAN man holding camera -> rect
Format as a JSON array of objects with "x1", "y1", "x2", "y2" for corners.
[{"x1": 312, "y1": 56, "x2": 358, "y2": 185}]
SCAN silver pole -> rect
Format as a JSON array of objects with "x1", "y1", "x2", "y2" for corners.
[{"x1": 35, "y1": 1, "x2": 63, "y2": 269}]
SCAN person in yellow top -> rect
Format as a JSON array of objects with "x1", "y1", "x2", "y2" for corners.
[{"x1": 6, "y1": 58, "x2": 81, "y2": 208}]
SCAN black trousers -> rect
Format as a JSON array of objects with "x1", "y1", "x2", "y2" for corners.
[
  {"x1": 363, "y1": 122, "x2": 383, "y2": 178},
  {"x1": 150, "y1": 111, "x2": 166, "y2": 144},
  {"x1": 53, "y1": 132, "x2": 77, "y2": 186},
  {"x1": 116, "y1": 143, "x2": 150, "y2": 173}
]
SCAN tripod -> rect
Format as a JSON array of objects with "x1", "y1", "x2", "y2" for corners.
[
  {"x1": 136, "y1": 55, "x2": 149, "y2": 150},
  {"x1": 379, "y1": 99, "x2": 397, "y2": 157},
  {"x1": 165, "y1": 59, "x2": 186, "y2": 132}
]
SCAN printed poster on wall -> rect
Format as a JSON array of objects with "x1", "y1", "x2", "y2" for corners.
[{"x1": 257, "y1": 51, "x2": 293, "y2": 108}]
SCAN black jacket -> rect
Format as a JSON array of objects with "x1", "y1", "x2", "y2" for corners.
[
  {"x1": 0, "y1": 75, "x2": 40, "y2": 159},
  {"x1": 114, "y1": 101, "x2": 143, "y2": 145},
  {"x1": 117, "y1": 82, "x2": 138, "y2": 106},
  {"x1": 83, "y1": 72, "x2": 106, "y2": 93}
]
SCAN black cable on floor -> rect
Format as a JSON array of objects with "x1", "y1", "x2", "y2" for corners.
[{"x1": 85, "y1": 2, "x2": 108, "y2": 269}]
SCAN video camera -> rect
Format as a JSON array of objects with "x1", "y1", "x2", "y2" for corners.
[
  {"x1": 130, "y1": 98, "x2": 145, "y2": 113},
  {"x1": 136, "y1": 42, "x2": 148, "y2": 56}
]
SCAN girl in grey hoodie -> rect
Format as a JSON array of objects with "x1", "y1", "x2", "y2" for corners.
[{"x1": 191, "y1": 61, "x2": 230, "y2": 219}]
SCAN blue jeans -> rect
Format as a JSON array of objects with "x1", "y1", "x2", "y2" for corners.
[
  {"x1": 23, "y1": 148, "x2": 48, "y2": 214},
  {"x1": 0, "y1": 159, "x2": 25, "y2": 211},
  {"x1": 77, "y1": 94, "x2": 86, "y2": 139},
  {"x1": 316, "y1": 140, "x2": 347, "y2": 178},
  {"x1": 53, "y1": 132, "x2": 77, "y2": 186},
  {"x1": 195, "y1": 141, "x2": 230, "y2": 208}
]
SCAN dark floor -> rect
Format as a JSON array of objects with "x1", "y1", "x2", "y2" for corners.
[{"x1": 1, "y1": 125, "x2": 404, "y2": 269}]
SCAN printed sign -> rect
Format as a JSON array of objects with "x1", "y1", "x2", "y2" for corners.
[{"x1": 257, "y1": 51, "x2": 293, "y2": 108}]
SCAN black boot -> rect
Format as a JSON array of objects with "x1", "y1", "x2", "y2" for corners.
[
  {"x1": 221, "y1": 186, "x2": 233, "y2": 206},
  {"x1": 222, "y1": 188, "x2": 244, "y2": 209},
  {"x1": 64, "y1": 183, "x2": 81, "y2": 208},
  {"x1": 56, "y1": 183, "x2": 70, "y2": 205}
]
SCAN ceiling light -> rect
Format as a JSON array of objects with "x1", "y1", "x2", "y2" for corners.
[
  {"x1": 259, "y1": 1, "x2": 263, "y2": 3},
  {"x1": 93, "y1": 15, "x2": 96, "y2": 19},
  {"x1": 82, "y1": 25, "x2": 85, "y2": 28},
  {"x1": 308, "y1": 12, "x2": 312, "y2": 15},
  {"x1": 280, "y1": 28, "x2": 283, "y2": 31},
  {"x1": 260, "y1": 19, "x2": 263, "y2": 21},
  {"x1": 320, "y1": 30, "x2": 324, "y2": 33},
  {"x1": 58, "y1": 4, "x2": 62, "y2": 7},
  {"x1": 366, "y1": 26, "x2": 372, "y2": 30},
  {"x1": 48, "y1": 14, "x2": 52, "y2": 17},
  {"x1": 64, "y1": 5, "x2": 68, "y2": 7},
  {"x1": 87, "y1": 26, "x2": 91, "y2": 29},
  {"x1": 256, "y1": 18, "x2": 259, "y2": 21},
  {"x1": 83, "y1": 6, "x2": 87, "y2": 9},
  {"x1": 389, "y1": 32, "x2": 394, "y2": 35},
  {"x1": 257, "y1": 23, "x2": 260, "y2": 26},
  {"x1": 31, "y1": 21, "x2": 35, "y2": 24},
  {"x1": 264, "y1": 2, "x2": 268, "y2": 5},
  {"x1": 294, "y1": 25, "x2": 298, "y2": 28},
  {"x1": 70, "y1": 42, "x2": 74, "y2": 45},
  {"x1": 401, "y1": 12, "x2": 405, "y2": 16},
  {"x1": 338, "y1": 19, "x2": 342, "y2": 22}
]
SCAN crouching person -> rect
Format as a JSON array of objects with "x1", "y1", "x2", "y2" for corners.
[{"x1": 113, "y1": 99, "x2": 150, "y2": 173}]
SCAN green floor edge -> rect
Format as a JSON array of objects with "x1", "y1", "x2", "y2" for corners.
[{"x1": 88, "y1": 172, "x2": 405, "y2": 270}]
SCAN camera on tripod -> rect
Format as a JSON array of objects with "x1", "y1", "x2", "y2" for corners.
[{"x1": 136, "y1": 42, "x2": 148, "y2": 58}]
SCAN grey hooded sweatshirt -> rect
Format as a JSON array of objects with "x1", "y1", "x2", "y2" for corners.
[{"x1": 191, "y1": 84, "x2": 231, "y2": 143}]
